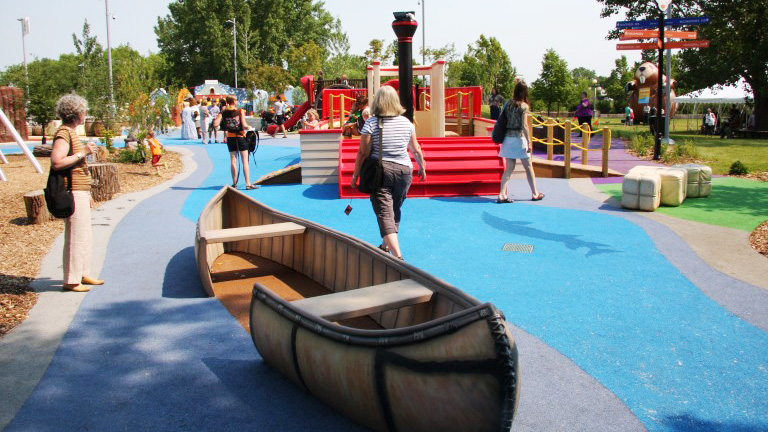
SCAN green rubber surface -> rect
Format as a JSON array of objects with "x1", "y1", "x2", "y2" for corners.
[{"x1": 597, "y1": 177, "x2": 768, "y2": 231}]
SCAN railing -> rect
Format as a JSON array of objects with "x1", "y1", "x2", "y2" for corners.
[
  {"x1": 527, "y1": 116, "x2": 613, "y2": 178},
  {"x1": 326, "y1": 93, "x2": 358, "y2": 129}
]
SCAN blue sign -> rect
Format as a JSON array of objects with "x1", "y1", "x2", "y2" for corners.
[
  {"x1": 666, "y1": 16, "x2": 710, "y2": 26},
  {"x1": 617, "y1": 19, "x2": 659, "y2": 29}
]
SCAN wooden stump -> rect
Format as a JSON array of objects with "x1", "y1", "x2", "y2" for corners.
[
  {"x1": 88, "y1": 163, "x2": 120, "y2": 201},
  {"x1": 23, "y1": 190, "x2": 53, "y2": 224}
]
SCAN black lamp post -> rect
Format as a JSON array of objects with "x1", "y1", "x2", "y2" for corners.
[{"x1": 392, "y1": 12, "x2": 418, "y2": 122}]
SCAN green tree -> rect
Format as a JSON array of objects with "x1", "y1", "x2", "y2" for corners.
[
  {"x1": 285, "y1": 41, "x2": 325, "y2": 83},
  {"x1": 532, "y1": 49, "x2": 574, "y2": 115},
  {"x1": 450, "y1": 36, "x2": 516, "y2": 99},
  {"x1": 597, "y1": 0, "x2": 768, "y2": 129},
  {"x1": 243, "y1": 60, "x2": 293, "y2": 95},
  {"x1": 72, "y1": 20, "x2": 111, "y2": 122},
  {"x1": 155, "y1": 0, "x2": 337, "y2": 87}
]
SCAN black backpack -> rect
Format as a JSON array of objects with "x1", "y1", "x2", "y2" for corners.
[
  {"x1": 44, "y1": 129, "x2": 75, "y2": 218},
  {"x1": 223, "y1": 109, "x2": 243, "y2": 133}
]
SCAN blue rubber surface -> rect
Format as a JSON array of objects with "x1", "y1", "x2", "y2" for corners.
[{"x1": 6, "y1": 134, "x2": 768, "y2": 432}]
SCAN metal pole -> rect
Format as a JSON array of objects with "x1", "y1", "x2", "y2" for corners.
[
  {"x1": 17, "y1": 18, "x2": 29, "y2": 98},
  {"x1": 422, "y1": 0, "x2": 425, "y2": 65},
  {"x1": 654, "y1": 11, "x2": 665, "y2": 160},
  {"x1": 105, "y1": 0, "x2": 115, "y2": 114},
  {"x1": 664, "y1": 7, "x2": 674, "y2": 144},
  {"x1": 233, "y1": 17, "x2": 238, "y2": 88}
]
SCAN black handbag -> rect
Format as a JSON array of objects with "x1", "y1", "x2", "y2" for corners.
[
  {"x1": 44, "y1": 130, "x2": 75, "y2": 218},
  {"x1": 491, "y1": 102, "x2": 508, "y2": 144},
  {"x1": 358, "y1": 117, "x2": 384, "y2": 194}
]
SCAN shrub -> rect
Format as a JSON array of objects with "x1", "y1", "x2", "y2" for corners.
[
  {"x1": 729, "y1": 160, "x2": 749, "y2": 175},
  {"x1": 99, "y1": 129, "x2": 115, "y2": 152},
  {"x1": 116, "y1": 142, "x2": 147, "y2": 164},
  {"x1": 628, "y1": 133, "x2": 653, "y2": 157},
  {"x1": 661, "y1": 139, "x2": 700, "y2": 164}
]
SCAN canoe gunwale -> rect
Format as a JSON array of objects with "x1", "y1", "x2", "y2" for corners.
[{"x1": 251, "y1": 282, "x2": 504, "y2": 347}]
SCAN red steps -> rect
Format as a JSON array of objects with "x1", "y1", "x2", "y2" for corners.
[{"x1": 338, "y1": 136, "x2": 503, "y2": 198}]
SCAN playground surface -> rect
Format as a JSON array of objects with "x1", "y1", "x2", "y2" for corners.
[{"x1": 1, "y1": 131, "x2": 767, "y2": 432}]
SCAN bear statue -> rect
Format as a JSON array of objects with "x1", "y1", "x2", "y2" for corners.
[{"x1": 625, "y1": 61, "x2": 677, "y2": 125}]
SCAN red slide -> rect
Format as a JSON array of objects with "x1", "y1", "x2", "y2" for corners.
[{"x1": 268, "y1": 75, "x2": 314, "y2": 135}]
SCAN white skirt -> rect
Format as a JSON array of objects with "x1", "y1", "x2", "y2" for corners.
[{"x1": 498, "y1": 134, "x2": 530, "y2": 159}]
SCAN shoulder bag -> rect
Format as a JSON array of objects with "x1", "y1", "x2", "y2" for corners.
[
  {"x1": 491, "y1": 102, "x2": 509, "y2": 144},
  {"x1": 358, "y1": 117, "x2": 384, "y2": 194},
  {"x1": 44, "y1": 129, "x2": 75, "y2": 218}
]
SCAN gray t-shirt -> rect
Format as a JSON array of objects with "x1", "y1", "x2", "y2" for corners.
[{"x1": 360, "y1": 116, "x2": 414, "y2": 168}]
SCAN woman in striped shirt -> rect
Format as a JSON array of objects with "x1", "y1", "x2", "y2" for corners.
[
  {"x1": 351, "y1": 86, "x2": 426, "y2": 260},
  {"x1": 50, "y1": 94, "x2": 103, "y2": 292}
]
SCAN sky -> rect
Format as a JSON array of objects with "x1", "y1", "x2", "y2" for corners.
[{"x1": 1, "y1": 0, "x2": 641, "y2": 83}]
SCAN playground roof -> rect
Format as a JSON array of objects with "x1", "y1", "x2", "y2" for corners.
[{"x1": 674, "y1": 78, "x2": 754, "y2": 104}]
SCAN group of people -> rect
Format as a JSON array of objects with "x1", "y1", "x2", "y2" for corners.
[
  {"x1": 50, "y1": 81, "x2": 544, "y2": 290},
  {"x1": 180, "y1": 97, "x2": 224, "y2": 143}
]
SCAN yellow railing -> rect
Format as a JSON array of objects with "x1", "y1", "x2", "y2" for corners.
[
  {"x1": 327, "y1": 94, "x2": 357, "y2": 129},
  {"x1": 527, "y1": 116, "x2": 613, "y2": 178},
  {"x1": 445, "y1": 91, "x2": 474, "y2": 136}
]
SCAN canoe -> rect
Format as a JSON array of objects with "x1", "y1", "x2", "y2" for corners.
[{"x1": 195, "y1": 186, "x2": 520, "y2": 432}]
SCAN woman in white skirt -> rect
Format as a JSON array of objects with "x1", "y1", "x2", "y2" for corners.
[{"x1": 497, "y1": 81, "x2": 544, "y2": 203}]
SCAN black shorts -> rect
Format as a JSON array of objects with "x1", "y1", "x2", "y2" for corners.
[
  {"x1": 227, "y1": 136, "x2": 248, "y2": 152},
  {"x1": 275, "y1": 114, "x2": 286, "y2": 125}
]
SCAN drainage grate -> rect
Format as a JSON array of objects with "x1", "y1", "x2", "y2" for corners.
[{"x1": 502, "y1": 243, "x2": 534, "y2": 253}]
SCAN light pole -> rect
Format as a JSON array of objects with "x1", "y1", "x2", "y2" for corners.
[
  {"x1": 17, "y1": 17, "x2": 29, "y2": 98},
  {"x1": 417, "y1": 0, "x2": 425, "y2": 64},
  {"x1": 226, "y1": 18, "x2": 237, "y2": 88},
  {"x1": 592, "y1": 79, "x2": 601, "y2": 118},
  {"x1": 105, "y1": 0, "x2": 115, "y2": 114}
]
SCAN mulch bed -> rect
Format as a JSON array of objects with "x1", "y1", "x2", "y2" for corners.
[{"x1": 0, "y1": 150, "x2": 183, "y2": 337}]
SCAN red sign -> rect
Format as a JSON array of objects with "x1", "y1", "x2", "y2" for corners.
[
  {"x1": 621, "y1": 30, "x2": 698, "y2": 40},
  {"x1": 666, "y1": 40, "x2": 710, "y2": 49},
  {"x1": 617, "y1": 42, "x2": 661, "y2": 50}
]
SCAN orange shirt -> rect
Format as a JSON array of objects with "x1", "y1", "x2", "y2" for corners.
[{"x1": 54, "y1": 126, "x2": 91, "y2": 191}]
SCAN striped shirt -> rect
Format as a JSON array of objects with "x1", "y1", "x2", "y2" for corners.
[
  {"x1": 54, "y1": 126, "x2": 91, "y2": 191},
  {"x1": 360, "y1": 116, "x2": 414, "y2": 168}
]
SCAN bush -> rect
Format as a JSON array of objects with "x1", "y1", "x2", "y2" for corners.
[
  {"x1": 729, "y1": 160, "x2": 749, "y2": 175},
  {"x1": 99, "y1": 129, "x2": 115, "y2": 152},
  {"x1": 116, "y1": 142, "x2": 147, "y2": 164},
  {"x1": 628, "y1": 133, "x2": 653, "y2": 157},
  {"x1": 661, "y1": 139, "x2": 701, "y2": 164}
]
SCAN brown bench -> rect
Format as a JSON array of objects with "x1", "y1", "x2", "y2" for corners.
[
  {"x1": 202, "y1": 222, "x2": 306, "y2": 244},
  {"x1": 291, "y1": 279, "x2": 434, "y2": 321}
]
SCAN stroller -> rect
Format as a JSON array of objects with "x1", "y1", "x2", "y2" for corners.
[{"x1": 260, "y1": 110, "x2": 276, "y2": 132}]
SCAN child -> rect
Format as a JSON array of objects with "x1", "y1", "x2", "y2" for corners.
[
  {"x1": 304, "y1": 108, "x2": 320, "y2": 130},
  {"x1": 146, "y1": 130, "x2": 165, "y2": 175}
]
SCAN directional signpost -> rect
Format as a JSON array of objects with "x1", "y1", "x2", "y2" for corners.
[{"x1": 616, "y1": 1, "x2": 710, "y2": 160}]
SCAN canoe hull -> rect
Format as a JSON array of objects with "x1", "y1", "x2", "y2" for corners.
[{"x1": 251, "y1": 287, "x2": 519, "y2": 432}]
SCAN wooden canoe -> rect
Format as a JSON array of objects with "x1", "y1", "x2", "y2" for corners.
[{"x1": 195, "y1": 186, "x2": 520, "y2": 432}]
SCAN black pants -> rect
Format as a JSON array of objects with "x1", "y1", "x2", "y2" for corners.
[
  {"x1": 577, "y1": 116, "x2": 592, "y2": 136},
  {"x1": 369, "y1": 161, "x2": 413, "y2": 237}
]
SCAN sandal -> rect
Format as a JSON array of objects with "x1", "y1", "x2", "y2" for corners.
[
  {"x1": 532, "y1": 193, "x2": 545, "y2": 201},
  {"x1": 495, "y1": 197, "x2": 514, "y2": 204},
  {"x1": 246, "y1": 184, "x2": 258, "y2": 190},
  {"x1": 378, "y1": 244, "x2": 389, "y2": 253}
]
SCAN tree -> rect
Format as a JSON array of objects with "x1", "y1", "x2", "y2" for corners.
[
  {"x1": 285, "y1": 42, "x2": 325, "y2": 83},
  {"x1": 155, "y1": 0, "x2": 338, "y2": 87},
  {"x1": 532, "y1": 49, "x2": 574, "y2": 115},
  {"x1": 72, "y1": 21, "x2": 111, "y2": 121},
  {"x1": 365, "y1": 39, "x2": 396, "y2": 65},
  {"x1": 450, "y1": 35, "x2": 516, "y2": 99},
  {"x1": 597, "y1": 0, "x2": 768, "y2": 129},
  {"x1": 243, "y1": 60, "x2": 293, "y2": 95}
]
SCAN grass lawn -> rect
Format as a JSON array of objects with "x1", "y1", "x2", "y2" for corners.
[
  {"x1": 597, "y1": 118, "x2": 768, "y2": 174},
  {"x1": 597, "y1": 177, "x2": 768, "y2": 231}
]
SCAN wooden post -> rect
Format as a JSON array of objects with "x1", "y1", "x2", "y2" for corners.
[
  {"x1": 468, "y1": 92, "x2": 475, "y2": 136},
  {"x1": 456, "y1": 94, "x2": 463, "y2": 136},
  {"x1": 23, "y1": 190, "x2": 52, "y2": 224},
  {"x1": 582, "y1": 128, "x2": 590, "y2": 166},
  {"x1": 546, "y1": 118, "x2": 554, "y2": 161},
  {"x1": 89, "y1": 163, "x2": 120, "y2": 202},
  {"x1": 329, "y1": 95, "x2": 335, "y2": 129},
  {"x1": 564, "y1": 122, "x2": 572, "y2": 179},
  {"x1": 602, "y1": 128, "x2": 611, "y2": 177}
]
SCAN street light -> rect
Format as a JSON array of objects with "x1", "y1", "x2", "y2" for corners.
[
  {"x1": 16, "y1": 17, "x2": 29, "y2": 98},
  {"x1": 417, "y1": 0, "x2": 425, "y2": 65},
  {"x1": 105, "y1": 0, "x2": 115, "y2": 114},
  {"x1": 592, "y1": 78, "x2": 601, "y2": 118},
  {"x1": 225, "y1": 18, "x2": 237, "y2": 88}
]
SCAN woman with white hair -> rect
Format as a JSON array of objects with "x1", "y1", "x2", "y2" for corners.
[
  {"x1": 351, "y1": 86, "x2": 426, "y2": 260},
  {"x1": 50, "y1": 94, "x2": 102, "y2": 292}
]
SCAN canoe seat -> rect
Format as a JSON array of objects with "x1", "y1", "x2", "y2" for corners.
[
  {"x1": 203, "y1": 222, "x2": 306, "y2": 244},
  {"x1": 291, "y1": 279, "x2": 434, "y2": 321}
]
